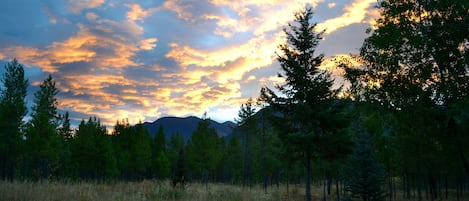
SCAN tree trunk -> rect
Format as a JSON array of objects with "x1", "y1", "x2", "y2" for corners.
[
  {"x1": 459, "y1": 148, "x2": 469, "y2": 180},
  {"x1": 305, "y1": 156, "x2": 312, "y2": 201},
  {"x1": 336, "y1": 179, "x2": 340, "y2": 201},
  {"x1": 242, "y1": 130, "x2": 249, "y2": 189},
  {"x1": 417, "y1": 167, "x2": 422, "y2": 201},
  {"x1": 445, "y1": 175, "x2": 448, "y2": 199},
  {"x1": 388, "y1": 170, "x2": 393, "y2": 201},
  {"x1": 323, "y1": 178, "x2": 327, "y2": 201},
  {"x1": 261, "y1": 114, "x2": 267, "y2": 194}
]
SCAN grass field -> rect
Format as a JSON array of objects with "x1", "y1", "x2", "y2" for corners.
[
  {"x1": 0, "y1": 180, "x2": 311, "y2": 201},
  {"x1": 1, "y1": 180, "x2": 467, "y2": 201}
]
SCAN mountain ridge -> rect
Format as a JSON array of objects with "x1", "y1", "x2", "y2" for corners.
[{"x1": 141, "y1": 116, "x2": 236, "y2": 141}]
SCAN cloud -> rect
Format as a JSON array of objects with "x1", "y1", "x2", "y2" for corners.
[
  {"x1": 0, "y1": 0, "x2": 379, "y2": 126},
  {"x1": 126, "y1": 4, "x2": 151, "y2": 22},
  {"x1": 0, "y1": 13, "x2": 158, "y2": 72},
  {"x1": 139, "y1": 38, "x2": 158, "y2": 50},
  {"x1": 67, "y1": 0, "x2": 105, "y2": 14},
  {"x1": 317, "y1": 0, "x2": 376, "y2": 34},
  {"x1": 162, "y1": 0, "x2": 195, "y2": 21}
]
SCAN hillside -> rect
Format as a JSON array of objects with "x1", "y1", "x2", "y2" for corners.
[{"x1": 141, "y1": 116, "x2": 236, "y2": 141}]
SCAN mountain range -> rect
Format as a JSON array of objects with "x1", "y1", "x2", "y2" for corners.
[{"x1": 141, "y1": 116, "x2": 236, "y2": 141}]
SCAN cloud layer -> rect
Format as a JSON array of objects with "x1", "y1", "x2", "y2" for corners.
[{"x1": 0, "y1": 0, "x2": 377, "y2": 127}]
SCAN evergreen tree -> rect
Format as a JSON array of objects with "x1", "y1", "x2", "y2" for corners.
[
  {"x1": 341, "y1": 1, "x2": 469, "y2": 199},
  {"x1": 260, "y1": 7, "x2": 348, "y2": 201},
  {"x1": 152, "y1": 126, "x2": 169, "y2": 178},
  {"x1": 25, "y1": 74, "x2": 59, "y2": 180},
  {"x1": 167, "y1": 133, "x2": 185, "y2": 181},
  {"x1": 73, "y1": 117, "x2": 117, "y2": 180},
  {"x1": 112, "y1": 120, "x2": 152, "y2": 180},
  {"x1": 52, "y1": 111, "x2": 74, "y2": 178},
  {"x1": 235, "y1": 98, "x2": 257, "y2": 188},
  {"x1": 173, "y1": 146, "x2": 186, "y2": 189},
  {"x1": 186, "y1": 115, "x2": 222, "y2": 184},
  {"x1": 155, "y1": 150, "x2": 170, "y2": 178},
  {"x1": 344, "y1": 130, "x2": 386, "y2": 201},
  {"x1": 223, "y1": 135, "x2": 242, "y2": 183},
  {"x1": 0, "y1": 59, "x2": 28, "y2": 181}
]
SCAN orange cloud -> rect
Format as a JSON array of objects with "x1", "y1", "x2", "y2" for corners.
[
  {"x1": 139, "y1": 38, "x2": 158, "y2": 50},
  {"x1": 67, "y1": 0, "x2": 105, "y2": 14},
  {"x1": 163, "y1": 0, "x2": 194, "y2": 21},
  {"x1": 0, "y1": 16, "x2": 157, "y2": 72},
  {"x1": 126, "y1": 4, "x2": 150, "y2": 22},
  {"x1": 317, "y1": 0, "x2": 377, "y2": 34}
]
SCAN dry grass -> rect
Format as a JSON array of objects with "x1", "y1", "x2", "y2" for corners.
[
  {"x1": 1, "y1": 180, "x2": 466, "y2": 201},
  {"x1": 0, "y1": 180, "x2": 309, "y2": 201}
]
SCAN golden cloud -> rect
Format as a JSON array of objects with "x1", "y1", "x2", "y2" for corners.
[
  {"x1": 0, "y1": 15, "x2": 158, "y2": 72},
  {"x1": 67, "y1": 0, "x2": 105, "y2": 14},
  {"x1": 317, "y1": 0, "x2": 376, "y2": 34},
  {"x1": 126, "y1": 4, "x2": 151, "y2": 22},
  {"x1": 163, "y1": 0, "x2": 194, "y2": 21},
  {"x1": 139, "y1": 38, "x2": 158, "y2": 50}
]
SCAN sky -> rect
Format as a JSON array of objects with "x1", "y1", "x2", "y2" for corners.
[{"x1": 0, "y1": 0, "x2": 378, "y2": 127}]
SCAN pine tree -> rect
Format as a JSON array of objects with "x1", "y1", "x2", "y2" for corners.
[
  {"x1": 224, "y1": 135, "x2": 242, "y2": 183},
  {"x1": 25, "y1": 74, "x2": 59, "y2": 180},
  {"x1": 235, "y1": 98, "x2": 257, "y2": 188},
  {"x1": 344, "y1": 130, "x2": 386, "y2": 201},
  {"x1": 0, "y1": 59, "x2": 28, "y2": 181},
  {"x1": 260, "y1": 7, "x2": 345, "y2": 201},
  {"x1": 186, "y1": 116, "x2": 222, "y2": 184},
  {"x1": 152, "y1": 126, "x2": 169, "y2": 178},
  {"x1": 73, "y1": 117, "x2": 117, "y2": 180},
  {"x1": 155, "y1": 150, "x2": 170, "y2": 178}
]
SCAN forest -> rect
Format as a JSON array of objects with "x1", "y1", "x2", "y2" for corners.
[{"x1": 0, "y1": 1, "x2": 468, "y2": 201}]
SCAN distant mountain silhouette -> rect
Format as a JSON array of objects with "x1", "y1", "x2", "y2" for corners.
[{"x1": 141, "y1": 116, "x2": 236, "y2": 141}]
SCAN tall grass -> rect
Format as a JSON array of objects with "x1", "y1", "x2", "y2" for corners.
[
  {"x1": 2, "y1": 180, "x2": 464, "y2": 201},
  {"x1": 0, "y1": 180, "x2": 306, "y2": 201}
]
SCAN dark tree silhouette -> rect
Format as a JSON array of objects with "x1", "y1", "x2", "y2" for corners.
[
  {"x1": 260, "y1": 7, "x2": 348, "y2": 201},
  {"x1": 0, "y1": 59, "x2": 28, "y2": 181},
  {"x1": 25, "y1": 74, "x2": 59, "y2": 180}
]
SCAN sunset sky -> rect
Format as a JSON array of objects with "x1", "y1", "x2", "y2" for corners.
[{"x1": 0, "y1": 0, "x2": 378, "y2": 127}]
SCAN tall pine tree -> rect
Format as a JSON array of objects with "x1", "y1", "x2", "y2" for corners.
[
  {"x1": 261, "y1": 7, "x2": 334, "y2": 201},
  {"x1": 25, "y1": 74, "x2": 59, "y2": 180},
  {"x1": 0, "y1": 59, "x2": 28, "y2": 181}
]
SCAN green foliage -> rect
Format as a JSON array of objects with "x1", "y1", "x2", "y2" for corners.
[
  {"x1": 236, "y1": 98, "x2": 258, "y2": 187},
  {"x1": 152, "y1": 126, "x2": 170, "y2": 178},
  {"x1": 344, "y1": 131, "x2": 387, "y2": 201},
  {"x1": 186, "y1": 117, "x2": 222, "y2": 181},
  {"x1": 0, "y1": 59, "x2": 28, "y2": 181},
  {"x1": 223, "y1": 135, "x2": 242, "y2": 183},
  {"x1": 72, "y1": 117, "x2": 117, "y2": 180},
  {"x1": 340, "y1": 1, "x2": 469, "y2": 200},
  {"x1": 112, "y1": 120, "x2": 152, "y2": 180},
  {"x1": 155, "y1": 150, "x2": 171, "y2": 178},
  {"x1": 260, "y1": 7, "x2": 351, "y2": 201},
  {"x1": 25, "y1": 74, "x2": 60, "y2": 180}
]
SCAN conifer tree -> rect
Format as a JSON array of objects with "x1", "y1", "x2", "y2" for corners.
[
  {"x1": 186, "y1": 115, "x2": 222, "y2": 184},
  {"x1": 344, "y1": 130, "x2": 386, "y2": 201},
  {"x1": 235, "y1": 98, "x2": 257, "y2": 188},
  {"x1": 0, "y1": 59, "x2": 28, "y2": 181},
  {"x1": 25, "y1": 74, "x2": 59, "y2": 180},
  {"x1": 260, "y1": 7, "x2": 347, "y2": 201}
]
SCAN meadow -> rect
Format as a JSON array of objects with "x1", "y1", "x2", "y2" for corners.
[
  {"x1": 0, "y1": 180, "x2": 311, "y2": 201},
  {"x1": 2, "y1": 180, "x2": 467, "y2": 201}
]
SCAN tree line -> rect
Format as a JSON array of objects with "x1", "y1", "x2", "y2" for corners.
[{"x1": 0, "y1": 1, "x2": 468, "y2": 201}]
